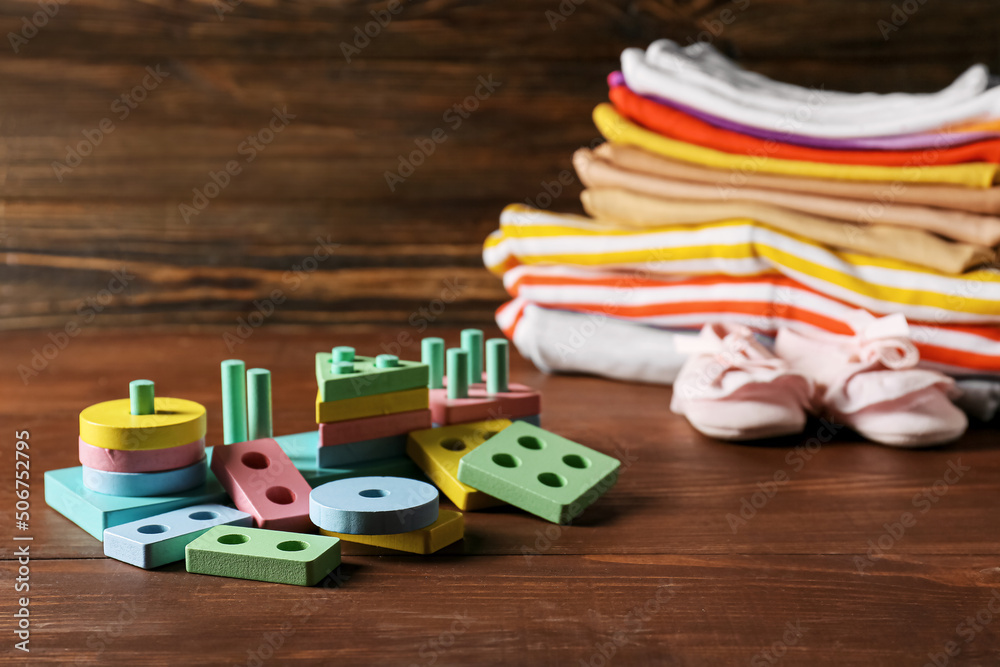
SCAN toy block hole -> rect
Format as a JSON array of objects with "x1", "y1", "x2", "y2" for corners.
[
  {"x1": 218, "y1": 533, "x2": 249, "y2": 545},
  {"x1": 440, "y1": 438, "x2": 466, "y2": 452},
  {"x1": 265, "y1": 486, "x2": 296, "y2": 505},
  {"x1": 517, "y1": 435, "x2": 545, "y2": 450},
  {"x1": 562, "y1": 454, "x2": 591, "y2": 469},
  {"x1": 276, "y1": 540, "x2": 309, "y2": 552},
  {"x1": 359, "y1": 489, "x2": 389, "y2": 498},
  {"x1": 189, "y1": 511, "x2": 220, "y2": 521},
  {"x1": 538, "y1": 472, "x2": 567, "y2": 488},
  {"x1": 492, "y1": 453, "x2": 521, "y2": 468},
  {"x1": 241, "y1": 452, "x2": 270, "y2": 469},
  {"x1": 482, "y1": 431, "x2": 500, "y2": 440},
  {"x1": 137, "y1": 524, "x2": 169, "y2": 535}
]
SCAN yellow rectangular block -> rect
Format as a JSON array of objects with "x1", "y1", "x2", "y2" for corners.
[
  {"x1": 320, "y1": 509, "x2": 464, "y2": 554},
  {"x1": 315, "y1": 388, "x2": 429, "y2": 424},
  {"x1": 406, "y1": 420, "x2": 510, "y2": 511}
]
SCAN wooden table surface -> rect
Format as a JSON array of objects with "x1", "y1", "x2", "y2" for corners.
[{"x1": 2, "y1": 325, "x2": 999, "y2": 666}]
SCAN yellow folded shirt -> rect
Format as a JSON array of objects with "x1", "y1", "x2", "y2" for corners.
[
  {"x1": 593, "y1": 104, "x2": 999, "y2": 189},
  {"x1": 483, "y1": 204, "x2": 1000, "y2": 324},
  {"x1": 580, "y1": 187, "x2": 995, "y2": 275}
]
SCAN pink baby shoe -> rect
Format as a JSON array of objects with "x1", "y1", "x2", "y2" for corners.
[
  {"x1": 671, "y1": 323, "x2": 815, "y2": 441},
  {"x1": 775, "y1": 313, "x2": 967, "y2": 447}
]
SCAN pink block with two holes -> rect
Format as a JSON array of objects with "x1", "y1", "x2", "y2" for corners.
[
  {"x1": 429, "y1": 383, "x2": 541, "y2": 425},
  {"x1": 318, "y1": 409, "x2": 432, "y2": 448},
  {"x1": 78, "y1": 436, "x2": 206, "y2": 473},
  {"x1": 209, "y1": 438, "x2": 313, "y2": 533}
]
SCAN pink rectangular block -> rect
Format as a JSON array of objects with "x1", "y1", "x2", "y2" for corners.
[
  {"x1": 209, "y1": 438, "x2": 314, "y2": 533},
  {"x1": 318, "y1": 409, "x2": 432, "y2": 448},
  {"x1": 430, "y1": 383, "x2": 541, "y2": 425}
]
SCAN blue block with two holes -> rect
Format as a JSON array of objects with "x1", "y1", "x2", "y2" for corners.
[
  {"x1": 271, "y1": 430, "x2": 428, "y2": 485},
  {"x1": 44, "y1": 466, "x2": 229, "y2": 541},
  {"x1": 103, "y1": 503, "x2": 252, "y2": 569},
  {"x1": 316, "y1": 434, "x2": 408, "y2": 468},
  {"x1": 456, "y1": 421, "x2": 620, "y2": 524}
]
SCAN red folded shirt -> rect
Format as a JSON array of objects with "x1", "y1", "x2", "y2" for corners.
[{"x1": 609, "y1": 83, "x2": 1000, "y2": 166}]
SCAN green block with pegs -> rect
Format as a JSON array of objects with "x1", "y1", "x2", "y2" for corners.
[
  {"x1": 456, "y1": 421, "x2": 620, "y2": 524},
  {"x1": 315, "y1": 353, "x2": 429, "y2": 402},
  {"x1": 185, "y1": 525, "x2": 341, "y2": 586}
]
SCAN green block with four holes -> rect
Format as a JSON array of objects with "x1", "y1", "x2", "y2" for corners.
[
  {"x1": 315, "y1": 353, "x2": 429, "y2": 402},
  {"x1": 456, "y1": 421, "x2": 621, "y2": 524},
  {"x1": 185, "y1": 525, "x2": 341, "y2": 586}
]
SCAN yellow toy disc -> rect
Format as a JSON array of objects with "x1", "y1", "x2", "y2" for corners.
[{"x1": 79, "y1": 397, "x2": 207, "y2": 451}]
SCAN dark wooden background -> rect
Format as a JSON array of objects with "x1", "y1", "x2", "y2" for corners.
[{"x1": 3, "y1": 0, "x2": 1000, "y2": 331}]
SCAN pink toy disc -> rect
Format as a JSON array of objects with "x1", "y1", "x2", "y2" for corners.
[{"x1": 78, "y1": 436, "x2": 206, "y2": 473}]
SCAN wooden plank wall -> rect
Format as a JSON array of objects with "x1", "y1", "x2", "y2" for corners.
[{"x1": 2, "y1": 0, "x2": 998, "y2": 330}]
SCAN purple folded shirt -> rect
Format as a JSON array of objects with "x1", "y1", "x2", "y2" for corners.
[{"x1": 607, "y1": 71, "x2": 999, "y2": 151}]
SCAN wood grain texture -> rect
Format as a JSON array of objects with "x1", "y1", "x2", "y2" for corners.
[
  {"x1": 3, "y1": 327, "x2": 1000, "y2": 664},
  {"x1": 3, "y1": 1, "x2": 1000, "y2": 329}
]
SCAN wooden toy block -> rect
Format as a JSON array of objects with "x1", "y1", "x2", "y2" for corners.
[
  {"x1": 406, "y1": 420, "x2": 511, "y2": 510},
  {"x1": 247, "y1": 368, "x2": 273, "y2": 440},
  {"x1": 456, "y1": 421, "x2": 620, "y2": 524},
  {"x1": 315, "y1": 387, "x2": 429, "y2": 424},
  {"x1": 82, "y1": 457, "x2": 207, "y2": 497},
  {"x1": 44, "y1": 466, "x2": 227, "y2": 541},
  {"x1": 221, "y1": 359, "x2": 248, "y2": 445},
  {"x1": 422, "y1": 337, "x2": 445, "y2": 389},
  {"x1": 129, "y1": 379, "x2": 155, "y2": 416},
  {"x1": 446, "y1": 348, "x2": 469, "y2": 399},
  {"x1": 80, "y1": 396, "x2": 206, "y2": 451},
  {"x1": 78, "y1": 436, "x2": 205, "y2": 473},
  {"x1": 320, "y1": 509, "x2": 463, "y2": 554},
  {"x1": 210, "y1": 438, "x2": 313, "y2": 532},
  {"x1": 315, "y1": 352, "x2": 429, "y2": 402},
  {"x1": 460, "y1": 329, "x2": 484, "y2": 386},
  {"x1": 309, "y1": 476, "x2": 438, "y2": 535},
  {"x1": 104, "y1": 503, "x2": 252, "y2": 569},
  {"x1": 317, "y1": 434, "x2": 407, "y2": 468},
  {"x1": 429, "y1": 383, "x2": 540, "y2": 426},
  {"x1": 520, "y1": 414, "x2": 541, "y2": 427},
  {"x1": 214, "y1": 432, "x2": 429, "y2": 487},
  {"x1": 318, "y1": 409, "x2": 432, "y2": 448},
  {"x1": 186, "y1": 525, "x2": 341, "y2": 586},
  {"x1": 486, "y1": 338, "x2": 509, "y2": 395}
]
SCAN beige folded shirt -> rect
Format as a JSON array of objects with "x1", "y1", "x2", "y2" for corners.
[
  {"x1": 594, "y1": 142, "x2": 1000, "y2": 225},
  {"x1": 577, "y1": 147, "x2": 1000, "y2": 247},
  {"x1": 580, "y1": 187, "x2": 995, "y2": 275}
]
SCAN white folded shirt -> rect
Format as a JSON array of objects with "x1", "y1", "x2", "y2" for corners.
[
  {"x1": 642, "y1": 39, "x2": 989, "y2": 117},
  {"x1": 505, "y1": 302, "x2": 994, "y2": 418},
  {"x1": 508, "y1": 302, "x2": 695, "y2": 385},
  {"x1": 621, "y1": 46, "x2": 1000, "y2": 137}
]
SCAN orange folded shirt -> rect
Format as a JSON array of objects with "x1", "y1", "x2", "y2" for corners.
[{"x1": 609, "y1": 84, "x2": 1000, "y2": 167}]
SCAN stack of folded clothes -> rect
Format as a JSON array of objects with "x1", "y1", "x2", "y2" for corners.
[{"x1": 483, "y1": 40, "x2": 1000, "y2": 423}]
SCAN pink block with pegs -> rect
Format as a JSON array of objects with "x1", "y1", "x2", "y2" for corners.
[
  {"x1": 429, "y1": 383, "x2": 540, "y2": 425},
  {"x1": 428, "y1": 337, "x2": 540, "y2": 425},
  {"x1": 209, "y1": 438, "x2": 314, "y2": 533}
]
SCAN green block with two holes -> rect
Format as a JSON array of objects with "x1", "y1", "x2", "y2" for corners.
[
  {"x1": 456, "y1": 421, "x2": 621, "y2": 524},
  {"x1": 185, "y1": 525, "x2": 341, "y2": 586},
  {"x1": 315, "y1": 353, "x2": 429, "y2": 402}
]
